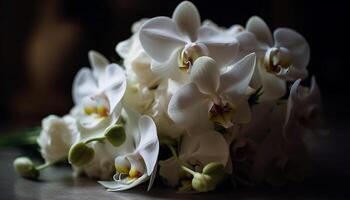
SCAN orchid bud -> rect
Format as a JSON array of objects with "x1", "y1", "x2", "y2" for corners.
[
  {"x1": 104, "y1": 124, "x2": 126, "y2": 147},
  {"x1": 13, "y1": 157, "x2": 39, "y2": 179},
  {"x1": 68, "y1": 142, "x2": 94, "y2": 167},
  {"x1": 191, "y1": 162, "x2": 226, "y2": 192},
  {"x1": 191, "y1": 172, "x2": 215, "y2": 192},
  {"x1": 202, "y1": 162, "x2": 225, "y2": 175}
]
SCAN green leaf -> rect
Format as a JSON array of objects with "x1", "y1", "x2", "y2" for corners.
[
  {"x1": 248, "y1": 86, "x2": 263, "y2": 106},
  {"x1": 0, "y1": 127, "x2": 40, "y2": 147}
]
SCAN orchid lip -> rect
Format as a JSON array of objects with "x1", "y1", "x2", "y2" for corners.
[
  {"x1": 82, "y1": 95, "x2": 110, "y2": 118},
  {"x1": 264, "y1": 47, "x2": 292, "y2": 75},
  {"x1": 178, "y1": 43, "x2": 209, "y2": 72},
  {"x1": 208, "y1": 102, "x2": 236, "y2": 128}
]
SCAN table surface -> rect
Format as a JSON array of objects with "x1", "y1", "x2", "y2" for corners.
[
  {"x1": 1, "y1": 114, "x2": 350, "y2": 200},
  {"x1": 0, "y1": 147, "x2": 349, "y2": 200}
]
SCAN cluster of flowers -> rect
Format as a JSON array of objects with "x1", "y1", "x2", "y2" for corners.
[{"x1": 14, "y1": 1, "x2": 327, "y2": 193}]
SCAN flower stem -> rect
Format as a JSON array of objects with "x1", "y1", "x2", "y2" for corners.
[
  {"x1": 35, "y1": 156, "x2": 66, "y2": 171},
  {"x1": 85, "y1": 136, "x2": 105, "y2": 144},
  {"x1": 166, "y1": 144, "x2": 196, "y2": 176}
]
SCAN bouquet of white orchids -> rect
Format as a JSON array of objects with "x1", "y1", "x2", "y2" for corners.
[{"x1": 14, "y1": 1, "x2": 327, "y2": 193}]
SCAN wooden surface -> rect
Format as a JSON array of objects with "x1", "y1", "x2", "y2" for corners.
[{"x1": 1, "y1": 123, "x2": 349, "y2": 200}]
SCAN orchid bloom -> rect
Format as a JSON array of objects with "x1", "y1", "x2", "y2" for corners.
[
  {"x1": 168, "y1": 53, "x2": 256, "y2": 129},
  {"x1": 202, "y1": 19, "x2": 245, "y2": 36},
  {"x1": 99, "y1": 109, "x2": 159, "y2": 191},
  {"x1": 116, "y1": 19, "x2": 160, "y2": 89},
  {"x1": 72, "y1": 51, "x2": 127, "y2": 140},
  {"x1": 246, "y1": 16, "x2": 310, "y2": 101},
  {"x1": 139, "y1": 1, "x2": 238, "y2": 82},
  {"x1": 159, "y1": 130, "x2": 229, "y2": 187},
  {"x1": 37, "y1": 115, "x2": 79, "y2": 163},
  {"x1": 284, "y1": 77, "x2": 326, "y2": 141}
]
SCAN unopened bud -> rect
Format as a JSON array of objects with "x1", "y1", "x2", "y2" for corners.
[
  {"x1": 192, "y1": 162, "x2": 226, "y2": 192},
  {"x1": 202, "y1": 162, "x2": 225, "y2": 175},
  {"x1": 68, "y1": 142, "x2": 94, "y2": 167},
  {"x1": 191, "y1": 172, "x2": 215, "y2": 192},
  {"x1": 13, "y1": 157, "x2": 39, "y2": 179},
  {"x1": 104, "y1": 124, "x2": 126, "y2": 147}
]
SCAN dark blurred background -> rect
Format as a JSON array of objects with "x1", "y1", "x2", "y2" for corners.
[{"x1": 0, "y1": 0, "x2": 349, "y2": 195}]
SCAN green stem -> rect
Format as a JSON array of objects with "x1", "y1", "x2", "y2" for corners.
[
  {"x1": 166, "y1": 144, "x2": 196, "y2": 176},
  {"x1": 35, "y1": 156, "x2": 66, "y2": 171},
  {"x1": 85, "y1": 136, "x2": 105, "y2": 144}
]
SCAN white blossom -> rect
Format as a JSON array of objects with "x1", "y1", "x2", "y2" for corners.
[
  {"x1": 37, "y1": 115, "x2": 79, "y2": 163},
  {"x1": 139, "y1": 1, "x2": 238, "y2": 82}
]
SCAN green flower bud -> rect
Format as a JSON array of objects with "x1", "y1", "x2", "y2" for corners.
[
  {"x1": 191, "y1": 172, "x2": 215, "y2": 192},
  {"x1": 192, "y1": 162, "x2": 226, "y2": 192},
  {"x1": 202, "y1": 162, "x2": 225, "y2": 175},
  {"x1": 13, "y1": 157, "x2": 39, "y2": 179},
  {"x1": 68, "y1": 142, "x2": 94, "y2": 167},
  {"x1": 104, "y1": 124, "x2": 126, "y2": 147}
]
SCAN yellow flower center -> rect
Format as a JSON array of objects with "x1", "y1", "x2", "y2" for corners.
[
  {"x1": 115, "y1": 164, "x2": 143, "y2": 179},
  {"x1": 84, "y1": 105, "x2": 109, "y2": 117},
  {"x1": 115, "y1": 164, "x2": 130, "y2": 174},
  {"x1": 129, "y1": 168, "x2": 143, "y2": 178}
]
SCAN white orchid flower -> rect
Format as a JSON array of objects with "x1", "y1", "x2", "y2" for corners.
[
  {"x1": 99, "y1": 109, "x2": 159, "y2": 191},
  {"x1": 168, "y1": 53, "x2": 256, "y2": 129},
  {"x1": 251, "y1": 120, "x2": 310, "y2": 186},
  {"x1": 117, "y1": 19, "x2": 160, "y2": 88},
  {"x1": 139, "y1": 1, "x2": 238, "y2": 82},
  {"x1": 37, "y1": 115, "x2": 79, "y2": 163},
  {"x1": 149, "y1": 80, "x2": 185, "y2": 138},
  {"x1": 246, "y1": 16, "x2": 310, "y2": 101},
  {"x1": 72, "y1": 50, "x2": 127, "y2": 140},
  {"x1": 201, "y1": 19, "x2": 258, "y2": 64},
  {"x1": 202, "y1": 19, "x2": 245, "y2": 36},
  {"x1": 159, "y1": 130, "x2": 229, "y2": 187},
  {"x1": 73, "y1": 109, "x2": 141, "y2": 181},
  {"x1": 284, "y1": 77, "x2": 328, "y2": 149}
]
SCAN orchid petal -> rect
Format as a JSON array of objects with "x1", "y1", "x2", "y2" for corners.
[
  {"x1": 188, "y1": 131, "x2": 230, "y2": 169},
  {"x1": 139, "y1": 17, "x2": 186, "y2": 62},
  {"x1": 219, "y1": 53, "x2": 256, "y2": 103},
  {"x1": 258, "y1": 66, "x2": 287, "y2": 101},
  {"x1": 72, "y1": 68, "x2": 98, "y2": 105},
  {"x1": 78, "y1": 112, "x2": 105, "y2": 129},
  {"x1": 190, "y1": 56, "x2": 220, "y2": 95},
  {"x1": 99, "y1": 64, "x2": 127, "y2": 113},
  {"x1": 284, "y1": 79, "x2": 301, "y2": 140},
  {"x1": 88, "y1": 50, "x2": 109, "y2": 78},
  {"x1": 116, "y1": 39, "x2": 132, "y2": 59},
  {"x1": 304, "y1": 76, "x2": 321, "y2": 105},
  {"x1": 168, "y1": 83, "x2": 210, "y2": 129},
  {"x1": 172, "y1": 1, "x2": 201, "y2": 41},
  {"x1": 246, "y1": 16, "x2": 273, "y2": 48},
  {"x1": 123, "y1": 107, "x2": 142, "y2": 147},
  {"x1": 234, "y1": 31, "x2": 260, "y2": 60},
  {"x1": 147, "y1": 163, "x2": 158, "y2": 191},
  {"x1": 137, "y1": 115, "x2": 159, "y2": 176},
  {"x1": 274, "y1": 28, "x2": 310, "y2": 69},
  {"x1": 197, "y1": 26, "x2": 239, "y2": 66},
  {"x1": 276, "y1": 65, "x2": 308, "y2": 80},
  {"x1": 233, "y1": 100, "x2": 251, "y2": 124},
  {"x1": 159, "y1": 157, "x2": 179, "y2": 187},
  {"x1": 150, "y1": 47, "x2": 185, "y2": 81},
  {"x1": 241, "y1": 102, "x2": 276, "y2": 140}
]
